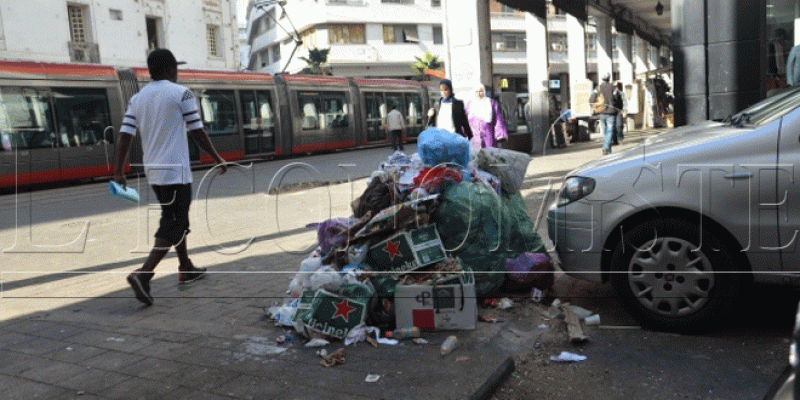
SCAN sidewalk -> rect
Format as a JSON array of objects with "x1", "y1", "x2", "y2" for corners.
[{"x1": 0, "y1": 129, "x2": 662, "y2": 400}]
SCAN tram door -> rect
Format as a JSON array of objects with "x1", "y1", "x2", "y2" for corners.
[
  {"x1": 406, "y1": 93, "x2": 423, "y2": 139},
  {"x1": 240, "y1": 90, "x2": 276, "y2": 155},
  {"x1": 0, "y1": 87, "x2": 60, "y2": 186},
  {"x1": 364, "y1": 92, "x2": 385, "y2": 143},
  {"x1": 52, "y1": 88, "x2": 113, "y2": 180}
]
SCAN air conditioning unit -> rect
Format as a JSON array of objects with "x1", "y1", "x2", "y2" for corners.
[{"x1": 495, "y1": 42, "x2": 506, "y2": 50}]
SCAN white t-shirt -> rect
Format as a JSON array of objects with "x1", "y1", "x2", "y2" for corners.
[
  {"x1": 436, "y1": 101, "x2": 455, "y2": 133},
  {"x1": 385, "y1": 109, "x2": 404, "y2": 131},
  {"x1": 120, "y1": 80, "x2": 204, "y2": 185}
]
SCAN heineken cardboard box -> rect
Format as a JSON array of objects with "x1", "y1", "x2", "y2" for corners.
[
  {"x1": 367, "y1": 224, "x2": 447, "y2": 273},
  {"x1": 296, "y1": 289, "x2": 367, "y2": 339},
  {"x1": 394, "y1": 270, "x2": 477, "y2": 331}
]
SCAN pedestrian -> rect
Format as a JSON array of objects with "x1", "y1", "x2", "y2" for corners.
[
  {"x1": 384, "y1": 102, "x2": 405, "y2": 151},
  {"x1": 427, "y1": 78, "x2": 473, "y2": 139},
  {"x1": 589, "y1": 72, "x2": 618, "y2": 155},
  {"x1": 465, "y1": 83, "x2": 507, "y2": 149},
  {"x1": 113, "y1": 48, "x2": 227, "y2": 306},
  {"x1": 613, "y1": 81, "x2": 627, "y2": 145}
]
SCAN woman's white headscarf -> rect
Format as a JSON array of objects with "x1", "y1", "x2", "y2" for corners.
[{"x1": 471, "y1": 84, "x2": 493, "y2": 123}]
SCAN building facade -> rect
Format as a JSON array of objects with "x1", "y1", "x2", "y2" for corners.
[
  {"x1": 0, "y1": 0, "x2": 240, "y2": 70},
  {"x1": 246, "y1": 1, "x2": 664, "y2": 94}
]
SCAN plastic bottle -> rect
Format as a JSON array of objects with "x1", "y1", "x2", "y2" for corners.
[
  {"x1": 440, "y1": 335, "x2": 458, "y2": 355},
  {"x1": 386, "y1": 326, "x2": 420, "y2": 339}
]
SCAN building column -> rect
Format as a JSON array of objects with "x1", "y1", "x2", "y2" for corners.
[
  {"x1": 635, "y1": 33, "x2": 649, "y2": 77},
  {"x1": 567, "y1": 14, "x2": 587, "y2": 113},
  {"x1": 526, "y1": 12, "x2": 548, "y2": 155},
  {"x1": 595, "y1": 15, "x2": 613, "y2": 81},
  {"x1": 618, "y1": 33, "x2": 633, "y2": 84},
  {"x1": 442, "y1": 0, "x2": 492, "y2": 98}
]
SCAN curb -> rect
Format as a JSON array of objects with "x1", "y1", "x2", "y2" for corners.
[{"x1": 470, "y1": 355, "x2": 516, "y2": 400}]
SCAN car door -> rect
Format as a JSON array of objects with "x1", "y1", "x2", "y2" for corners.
[{"x1": 778, "y1": 105, "x2": 800, "y2": 273}]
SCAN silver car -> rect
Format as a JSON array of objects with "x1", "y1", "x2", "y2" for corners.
[{"x1": 548, "y1": 87, "x2": 800, "y2": 332}]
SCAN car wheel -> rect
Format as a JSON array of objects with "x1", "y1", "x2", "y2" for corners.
[{"x1": 609, "y1": 217, "x2": 744, "y2": 333}]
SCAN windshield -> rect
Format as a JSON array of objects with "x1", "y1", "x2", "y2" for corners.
[{"x1": 729, "y1": 86, "x2": 800, "y2": 127}]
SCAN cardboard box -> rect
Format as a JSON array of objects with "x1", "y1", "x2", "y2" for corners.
[
  {"x1": 367, "y1": 225, "x2": 446, "y2": 273},
  {"x1": 394, "y1": 270, "x2": 477, "y2": 331},
  {"x1": 296, "y1": 289, "x2": 367, "y2": 339}
]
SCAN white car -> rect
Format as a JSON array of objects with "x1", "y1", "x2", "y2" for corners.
[{"x1": 548, "y1": 87, "x2": 800, "y2": 332}]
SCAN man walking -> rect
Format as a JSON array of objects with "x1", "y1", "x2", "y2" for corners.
[
  {"x1": 589, "y1": 73, "x2": 618, "y2": 155},
  {"x1": 385, "y1": 102, "x2": 405, "y2": 151},
  {"x1": 113, "y1": 49, "x2": 227, "y2": 306}
]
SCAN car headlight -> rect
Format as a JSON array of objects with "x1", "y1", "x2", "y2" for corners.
[{"x1": 556, "y1": 176, "x2": 596, "y2": 206}]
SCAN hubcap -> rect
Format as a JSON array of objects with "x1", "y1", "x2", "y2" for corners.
[{"x1": 627, "y1": 237, "x2": 714, "y2": 317}]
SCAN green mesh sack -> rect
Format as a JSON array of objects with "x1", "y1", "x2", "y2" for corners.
[{"x1": 433, "y1": 182, "x2": 545, "y2": 297}]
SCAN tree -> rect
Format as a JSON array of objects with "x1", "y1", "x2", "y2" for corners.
[
  {"x1": 299, "y1": 48, "x2": 331, "y2": 75},
  {"x1": 410, "y1": 51, "x2": 444, "y2": 79}
]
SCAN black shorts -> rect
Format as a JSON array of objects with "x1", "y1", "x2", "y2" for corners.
[{"x1": 152, "y1": 183, "x2": 192, "y2": 245}]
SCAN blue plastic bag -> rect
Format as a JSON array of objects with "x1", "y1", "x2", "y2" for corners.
[{"x1": 417, "y1": 127, "x2": 470, "y2": 168}]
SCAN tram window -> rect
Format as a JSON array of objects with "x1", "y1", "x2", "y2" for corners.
[
  {"x1": 0, "y1": 87, "x2": 56, "y2": 150},
  {"x1": 240, "y1": 90, "x2": 276, "y2": 153},
  {"x1": 197, "y1": 89, "x2": 238, "y2": 136},
  {"x1": 298, "y1": 92, "x2": 319, "y2": 130},
  {"x1": 386, "y1": 93, "x2": 404, "y2": 119},
  {"x1": 320, "y1": 92, "x2": 348, "y2": 128},
  {"x1": 52, "y1": 88, "x2": 113, "y2": 147}
]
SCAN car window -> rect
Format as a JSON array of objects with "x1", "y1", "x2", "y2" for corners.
[{"x1": 730, "y1": 86, "x2": 800, "y2": 127}]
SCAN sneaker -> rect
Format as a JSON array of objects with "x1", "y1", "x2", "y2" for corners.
[
  {"x1": 179, "y1": 266, "x2": 207, "y2": 285},
  {"x1": 602, "y1": 149, "x2": 610, "y2": 155},
  {"x1": 127, "y1": 271, "x2": 153, "y2": 306}
]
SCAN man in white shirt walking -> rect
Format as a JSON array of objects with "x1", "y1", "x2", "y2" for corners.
[
  {"x1": 113, "y1": 49, "x2": 227, "y2": 306},
  {"x1": 385, "y1": 102, "x2": 406, "y2": 151}
]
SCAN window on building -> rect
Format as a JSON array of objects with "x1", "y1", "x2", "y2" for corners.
[
  {"x1": 260, "y1": 49, "x2": 269, "y2": 67},
  {"x1": 431, "y1": 0, "x2": 441, "y2": 6},
  {"x1": 109, "y1": 9, "x2": 123, "y2": 21},
  {"x1": 492, "y1": 33, "x2": 526, "y2": 52},
  {"x1": 432, "y1": 25, "x2": 443, "y2": 45},
  {"x1": 68, "y1": 4, "x2": 89, "y2": 43},
  {"x1": 329, "y1": 24, "x2": 365, "y2": 44},
  {"x1": 549, "y1": 33, "x2": 567, "y2": 52},
  {"x1": 207, "y1": 25, "x2": 221, "y2": 57},
  {"x1": 382, "y1": 0, "x2": 414, "y2": 3},
  {"x1": 146, "y1": 17, "x2": 163, "y2": 51},
  {"x1": 383, "y1": 24, "x2": 418, "y2": 44},
  {"x1": 270, "y1": 44, "x2": 281, "y2": 64},
  {"x1": 300, "y1": 28, "x2": 317, "y2": 49}
]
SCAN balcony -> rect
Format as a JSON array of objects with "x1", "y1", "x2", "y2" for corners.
[{"x1": 68, "y1": 41, "x2": 100, "y2": 64}]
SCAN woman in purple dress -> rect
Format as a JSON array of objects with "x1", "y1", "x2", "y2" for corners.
[{"x1": 465, "y1": 84, "x2": 508, "y2": 149}]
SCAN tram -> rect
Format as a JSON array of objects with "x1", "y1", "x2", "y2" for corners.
[{"x1": 0, "y1": 60, "x2": 437, "y2": 189}]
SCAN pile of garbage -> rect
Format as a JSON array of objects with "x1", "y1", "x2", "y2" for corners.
[{"x1": 268, "y1": 127, "x2": 554, "y2": 347}]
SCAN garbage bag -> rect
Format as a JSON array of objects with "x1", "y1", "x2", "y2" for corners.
[
  {"x1": 353, "y1": 178, "x2": 397, "y2": 218},
  {"x1": 433, "y1": 181, "x2": 545, "y2": 297},
  {"x1": 413, "y1": 166, "x2": 463, "y2": 194},
  {"x1": 503, "y1": 252, "x2": 554, "y2": 291},
  {"x1": 307, "y1": 218, "x2": 354, "y2": 256},
  {"x1": 417, "y1": 127, "x2": 470, "y2": 168},
  {"x1": 476, "y1": 148, "x2": 532, "y2": 194}
]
